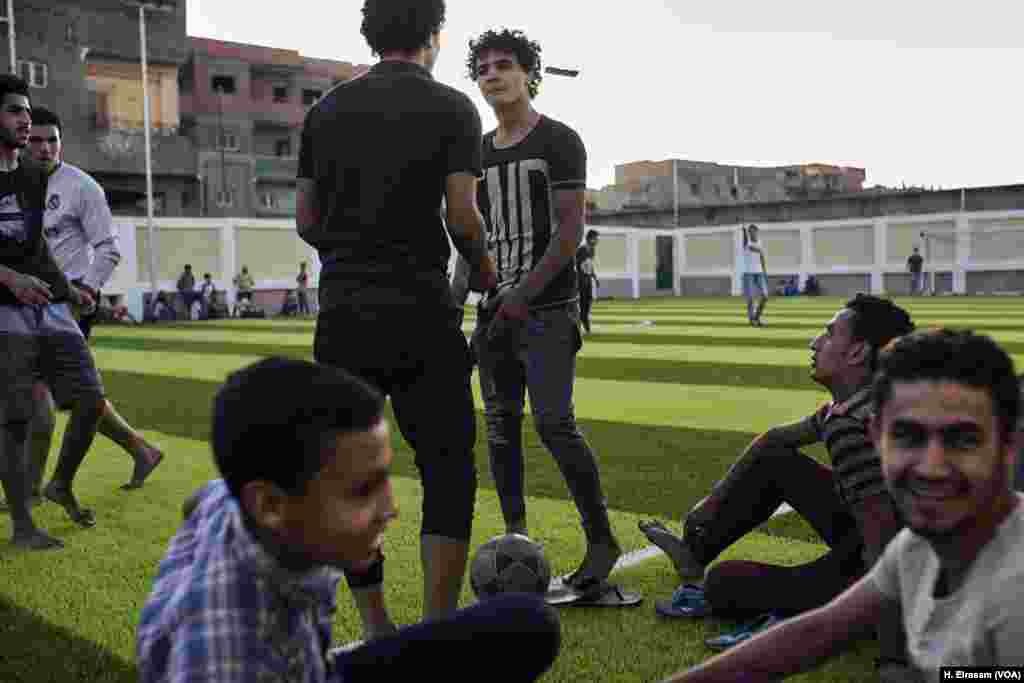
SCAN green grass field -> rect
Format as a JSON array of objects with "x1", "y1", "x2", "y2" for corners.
[{"x1": 2, "y1": 296, "x2": 1023, "y2": 682}]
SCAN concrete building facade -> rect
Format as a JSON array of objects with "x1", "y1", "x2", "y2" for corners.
[
  {"x1": 0, "y1": 0, "x2": 365, "y2": 219},
  {"x1": 590, "y1": 158, "x2": 867, "y2": 213}
]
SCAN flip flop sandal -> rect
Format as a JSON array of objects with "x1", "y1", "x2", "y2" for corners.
[
  {"x1": 655, "y1": 583, "x2": 710, "y2": 618},
  {"x1": 546, "y1": 576, "x2": 642, "y2": 607},
  {"x1": 705, "y1": 612, "x2": 785, "y2": 651}
]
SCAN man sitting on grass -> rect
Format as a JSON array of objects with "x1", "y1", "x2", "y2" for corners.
[
  {"x1": 137, "y1": 357, "x2": 561, "y2": 683},
  {"x1": 640, "y1": 295, "x2": 915, "y2": 680},
  {"x1": 662, "y1": 329, "x2": 1024, "y2": 682}
]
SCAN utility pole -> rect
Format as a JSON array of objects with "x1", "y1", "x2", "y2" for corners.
[
  {"x1": 1, "y1": 0, "x2": 16, "y2": 75},
  {"x1": 122, "y1": 1, "x2": 175, "y2": 299},
  {"x1": 216, "y1": 84, "x2": 228, "y2": 210}
]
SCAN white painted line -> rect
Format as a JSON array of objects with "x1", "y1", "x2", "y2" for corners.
[{"x1": 611, "y1": 503, "x2": 795, "y2": 575}]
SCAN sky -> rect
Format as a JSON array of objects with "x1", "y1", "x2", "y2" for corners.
[{"x1": 187, "y1": 0, "x2": 1024, "y2": 192}]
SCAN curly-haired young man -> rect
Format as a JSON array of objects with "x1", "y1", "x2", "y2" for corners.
[
  {"x1": 296, "y1": 0, "x2": 497, "y2": 641},
  {"x1": 454, "y1": 29, "x2": 637, "y2": 607}
]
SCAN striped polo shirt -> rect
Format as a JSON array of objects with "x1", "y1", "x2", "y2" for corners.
[{"x1": 815, "y1": 384, "x2": 888, "y2": 506}]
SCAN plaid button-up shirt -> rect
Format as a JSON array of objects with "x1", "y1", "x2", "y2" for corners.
[{"x1": 137, "y1": 480, "x2": 345, "y2": 683}]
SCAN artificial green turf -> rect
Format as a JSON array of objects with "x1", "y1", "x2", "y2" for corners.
[{"x1": 1, "y1": 296, "x2": 1022, "y2": 681}]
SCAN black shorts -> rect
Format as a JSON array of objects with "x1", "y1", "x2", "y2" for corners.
[{"x1": 0, "y1": 304, "x2": 104, "y2": 424}]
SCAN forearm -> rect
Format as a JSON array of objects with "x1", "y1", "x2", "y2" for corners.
[
  {"x1": 755, "y1": 418, "x2": 819, "y2": 452},
  {"x1": 515, "y1": 224, "x2": 581, "y2": 303},
  {"x1": 662, "y1": 609, "x2": 855, "y2": 682},
  {"x1": 84, "y1": 239, "x2": 121, "y2": 291},
  {"x1": 447, "y1": 208, "x2": 490, "y2": 271}
]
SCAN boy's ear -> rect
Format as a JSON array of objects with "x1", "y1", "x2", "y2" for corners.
[{"x1": 240, "y1": 480, "x2": 289, "y2": 531}]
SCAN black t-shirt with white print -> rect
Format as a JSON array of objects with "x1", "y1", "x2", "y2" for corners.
[{"x1": 478, "y1": 115, "x2": 586, "y2": 309}]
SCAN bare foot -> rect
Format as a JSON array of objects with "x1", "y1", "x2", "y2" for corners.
[
  {"x1": 638, "y1": 519, "x2": 706, "y2": 580},
  {"x1": 12, "y1": 528, "x2": 64, "y2": 550},
  {"x1": 43, "y1": 482, "x2": 96, "y2": 528},
  {"x1": 123, "y1": 447, "x2": 164, "y2": 490}
]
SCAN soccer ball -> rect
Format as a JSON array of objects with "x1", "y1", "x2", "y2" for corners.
[{"x1": 470, "y1": 533, "x2": 552, "y2": 599}]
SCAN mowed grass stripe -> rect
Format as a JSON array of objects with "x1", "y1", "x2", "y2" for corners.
[
  {"x1": 87, "y1": 368, "x2": 824, "y2": 522},
  {"x1": 92, "y1": 337, "x2": 827, "y2": 390}
]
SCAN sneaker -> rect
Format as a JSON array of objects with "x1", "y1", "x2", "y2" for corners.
[
  {"x1": 704, "y1": 611, "x2": 785, "y2": 651},
  {"x1": 655, "y1": 583, "x2": 710, "y2": 618}
]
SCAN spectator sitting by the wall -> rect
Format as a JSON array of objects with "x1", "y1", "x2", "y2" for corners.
[
  {"x1": 784, "y1": 278, "x2": 800, "y2": 297},
  {"x1": 280, "y1": 289, "x2": 299, "y2": 317},
  {"x1": 146, "y1": 291, "x2": 176, "y2": 323},
  {"x1": 803, "y1": 275, "x2": 821, "y2": 296}
]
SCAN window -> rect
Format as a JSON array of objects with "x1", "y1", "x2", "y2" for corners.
[
  {"x1": 216, "y1": 189, "x2": 235, "y2": 208},
  {"x1": 302, "y1": 89, "x2": 322, "y2": 106},
  {"x1": 275, "y1": 139, "x2": 291, "y2": 157},
  {"x1": 218, "y1": 132, "x2": 239, "y2": 151},
  {"x1": 689, "y1": 182, "x2": 700, "y2": 196},
  {"x1": 18, "y1": 61, "x2": 47, "y2": 88},
  {"x1": 260, "y1": 192, "x2": 279, "y2": 209},
  {"x1": 273, "y1": 86, "x2": 288, "y2": 103},
  {"x1": 211, "y1": 75, "x2": 236, "y2": 94}
]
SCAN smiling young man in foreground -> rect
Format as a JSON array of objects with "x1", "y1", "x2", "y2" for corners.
[{"x1": 662, "y1": 329, "x2": 1024, "y2": 682}]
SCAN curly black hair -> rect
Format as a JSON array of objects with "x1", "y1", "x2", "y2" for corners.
[
  {"x1": 361, "y1": 0, "x2": 446, "y2": 57},
  {"x1": 466, "y1": 28, "x2": 543, "y2": 99},
  {"x1": 844, "y1": 293, "x2": 915, "y2": 371}
]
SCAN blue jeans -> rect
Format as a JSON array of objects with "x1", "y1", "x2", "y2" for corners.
[{"x1": 472, "y1": 302, "x2": 613, "y2": 544}]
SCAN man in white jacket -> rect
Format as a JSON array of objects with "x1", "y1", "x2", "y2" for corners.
[{"x1": 24, "y1": 106, "x2": 163, "y2": 495}]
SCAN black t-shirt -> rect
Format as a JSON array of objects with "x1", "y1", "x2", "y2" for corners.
[
  {"x1": 297, "y1": 61, "x2": 482, "y2": 310},
  {"x1": 907, "y1": 253, "x2": 923, "y2": 273},
  {"x1": 479, "y1": 115, "x2": 586, "y2": 309},
  {"x1": 0, "y1": 164, "x2": 70, "y2": 307}
]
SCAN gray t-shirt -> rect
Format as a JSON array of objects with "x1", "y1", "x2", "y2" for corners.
[{"x1": 870, "y1": 494, "x2": 1024, "y2": 681}]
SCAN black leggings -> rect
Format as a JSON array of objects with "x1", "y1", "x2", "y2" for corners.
[
  {"x1": 687, "y1": 445, "x2": 867, "y2": 618},
  {"x1": 335, "y1": 593, "x2": 561, "y2": 681}
]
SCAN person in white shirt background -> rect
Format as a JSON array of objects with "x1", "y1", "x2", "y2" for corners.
[
  {"x1": 741, "y1": 224, "x2": 768, "y2": 327},
  {"x1": 24, "y1": 106, "x2": 163, "y2": 496}
]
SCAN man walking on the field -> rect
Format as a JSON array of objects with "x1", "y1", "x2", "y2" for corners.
[
  {"x1": 0, "y1": 75, "x2": 103, "y2": 546},
  {"x1": 741, "y1": 224, "x2": 768, "y2": 326},
  {"x1": 19, "y1": 106, "x2": 163, "y2": 497},
  {"x1": 456, "y1": 29, "x2": 635, "y2": 606},
  {"x1": 296, "y1": 0, "x2": 498, "y2": 640},
  {"x1": 576, "y1": 229, "x2": 599, "y2": 334}
]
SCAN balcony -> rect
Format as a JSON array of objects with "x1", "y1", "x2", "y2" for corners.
[
  {"x1": 250, "y1": 100, "x2": 306, "y2": 127},
  {"x1": 78, "y1": 122, "x2": 197, "y2": 178}
]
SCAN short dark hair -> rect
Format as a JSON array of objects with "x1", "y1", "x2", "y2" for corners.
[
  {"x1": 873, "y1": 330, "x2": 1020, "y2": 443},
  {"x1": 586, "y1": 229, "x2": 599, "y2": 240},
  {"x1": 844, "y1": 294, "x2": 915, "y2": 371},
  {"x1": 361, "y1": 0, "x2": 445, "y2": 57},
  {"x1": 0, "y1": 74, "x2": 29, "y2": 106},
  {"x1": 29, "y1": 105, "x2": 60, "y2": 134},
  {"x1": 467, "y1": 29, "x2": 543, "y2": 99},
  {"x1": 212, "y1": 357, "x2": 385, "y2": 500}
]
